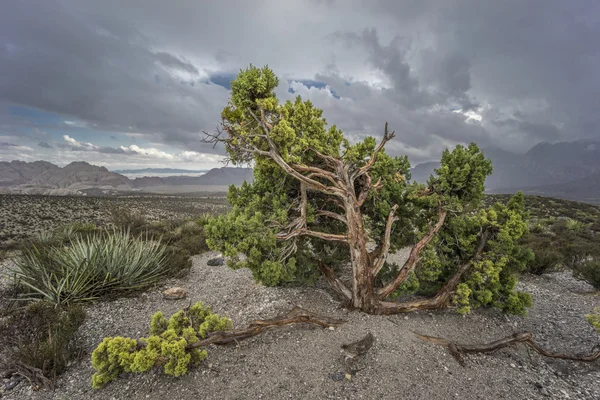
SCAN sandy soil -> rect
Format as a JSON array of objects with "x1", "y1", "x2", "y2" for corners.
[{"x1": 2, "y1": 252, "x2": 600, "y2": 400}]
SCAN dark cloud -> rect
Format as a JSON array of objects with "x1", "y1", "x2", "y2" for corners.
[
  {"x1": 0, "y1": 0, "x2": 598, "y2": 165},
  {"x1": 37, "y1": 142, "x2": 53, "y2": 148}
]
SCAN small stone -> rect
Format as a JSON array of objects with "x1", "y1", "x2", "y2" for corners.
[
  {"x1": 207, "y1": 257, "x2": 225, "y2": 266},
  {"x1": 404, "y1": 315, "x2": 409, "y2": 320},
  {"x1": 328, "y1": 326, "x2": 335, "y2": 331},
  {"x1": 162, "y1": 287, "x2": 187, "y2": 299}
]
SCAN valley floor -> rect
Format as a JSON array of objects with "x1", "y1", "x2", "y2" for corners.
[{"x1": 3, "y1": 252, "x2": 600, "y2": 400}]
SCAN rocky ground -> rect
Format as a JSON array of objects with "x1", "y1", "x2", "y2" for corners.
[
  {"x1": 0, "y1": 194, "x2": 228, "y2": 248},
  {"x1": 2, "y1": 251, "x2": 599, "y2": 400}
]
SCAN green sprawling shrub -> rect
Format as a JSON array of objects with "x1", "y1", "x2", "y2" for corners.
[
  {"x1": 10, "y1": 229, "x2": 173, "y2": 305},
  {"x1": 91, "y1": 302, "x2": 232, "y2": 388},
  {"x1": 573, "y1": 260, "x2": 600, "y2": 290},
  {"x1": 0, "y1": 301, "x2": 85, "y2": 385}
]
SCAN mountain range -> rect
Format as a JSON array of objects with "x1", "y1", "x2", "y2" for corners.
[
  {"x1": 0, "y1": 161, "x2": 253, "y2": 196},
  {"x1": 114, "y1": 168, "x2": 209, "y2": 175},
  {"x1": 411, "y1": 140, "x2": 600, "y2": 203},
  {"x1": 2, "y1": 139, "x2": 600, "y2": 201}
]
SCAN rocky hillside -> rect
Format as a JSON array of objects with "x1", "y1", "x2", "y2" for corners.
[{"x1": 0, "y1": 161, "x2": 253, "y2": 195}]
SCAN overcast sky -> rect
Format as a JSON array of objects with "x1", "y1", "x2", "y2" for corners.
[{"x1": 1, "y1": 0, "x2": 599, "y2": 170}]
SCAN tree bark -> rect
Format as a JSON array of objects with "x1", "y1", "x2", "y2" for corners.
[
  {"x1": 345, "y1": 199, "x2": 378, "y2": 312},
  {"x1": 186, "y1": 307, "x2": 346, "y2": 349},
  {"x1": 416, "y1": 331, "x2": 600, "y2": 366},
  {"x1": 377, "y1": 208, "x2": 448, "y2": 299}
]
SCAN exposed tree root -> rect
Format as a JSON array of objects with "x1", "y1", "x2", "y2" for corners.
[
  {"x1": 2, "y1": 362, "x2": 53, "y2": 391},
  {"x1": 186, "y1": 306, "x2": 346, "y2": 349},
  {"x1": 415, "y1": 331, "x2": 600, "y2": 366},
  {"x1": 341, "y1": 332, "x2": 375, "y2": 376}
]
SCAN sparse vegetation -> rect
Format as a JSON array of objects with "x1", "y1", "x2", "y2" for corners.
[
  {"x1": 574, "y1": 260, "x2": 600, "y2": 290},
  {"x1": 0, "y1": 301, "x2": 85, "y2": 388},
  {"x1": 0, "y1": 194, "x2": 229, "y2": 249},
  {"x1": 10, "y1": 230, "x2": 173, "y2": 305}
]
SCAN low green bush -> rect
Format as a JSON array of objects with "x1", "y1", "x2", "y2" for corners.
[
  {"x1": 528, "y1": 248, "x2": 563, "y2": 275},
  {"x1": 0, "y1": 301, "x2": 85, "y2": 386},
  {"x1": 573, "y1": 260, "x2": 600, "y2": 289},
  {"x1": 91, "y1": 302, "x2": 231, "y2": 388},
  {"x1": 11, "y1": 229, "x2": 173, "y2": 305},
  {"x1": 587, "y1": 308, "x2": 600, "y2": 333}
]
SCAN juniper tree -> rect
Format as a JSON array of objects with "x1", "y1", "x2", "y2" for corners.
[{"x1": 205, "y1": 65, "x2": 532, "y2": 315}]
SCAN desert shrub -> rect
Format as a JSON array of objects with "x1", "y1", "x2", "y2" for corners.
[
  {"x1": 91, "y1": 302, "x2": 231, "y2": 389},
  {"x1": 163, "y1": 245, "x2": 193, "y2": 276},
  {"x1": 10, "y1": 229, "x2": 172, "y2": 305},
  {"x1": 111, "y1": 215, "x2": 208, "y2": 257},
  {"x1": 565, "y1": 218, "x2": 587, "y2": 232},
  {"x1": 528, "y1": 247, "x2": 564, "y2": 275},
  {"x1": 196, "y1": 212, "x2": 213, "y2": 227},
  {"x1": 57, "y1": 222, "x2": 100, "y2": 242},
  {"x1": 0, "y1": 301, "x2": 85, "y2": 386},
  {"x1": 587, "y1": 308, "x2": 600, "y2": 333},
  {"x1": 573, "y1": 260, "x2": 600, "y2": 289},
  {"x1": 109, "y1": 205, "x2": 147, "y2": 235}
]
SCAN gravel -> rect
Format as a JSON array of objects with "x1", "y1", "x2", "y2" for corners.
[{"x1": 2, "y1": 252, "x2": 600, "y2": 400}]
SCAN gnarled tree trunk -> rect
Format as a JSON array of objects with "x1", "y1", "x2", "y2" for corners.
[{"x1": 345, "y1": 199, "x2": 377, "y2": 312}]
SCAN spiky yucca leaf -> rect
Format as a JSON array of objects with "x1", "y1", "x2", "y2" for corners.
[{"x1": 10, "y1": 229, "x2": 170, "y2": 305}]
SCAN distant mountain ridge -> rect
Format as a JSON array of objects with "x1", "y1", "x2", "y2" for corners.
[
  {"x1": 114, "y1": 167, "x2": 209, "y2": 174},
  {"x1": 0, "y1": 160, "x2": 252, "y2": 195},
  {"x1": 411, "y1": 140, "x2": 600, "y2": 203}
]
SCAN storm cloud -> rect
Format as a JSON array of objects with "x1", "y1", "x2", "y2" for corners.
[{"x1": 1, "y1": 0, "x2": 599, "y2": 167}]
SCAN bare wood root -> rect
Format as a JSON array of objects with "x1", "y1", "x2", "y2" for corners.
[
  {"x1": 415, "y1": 331, "x2": 600, "y2": 366},
  {"x1": 186, "y1": 307, "x2": 346, "y2": 349},
  {"x1": 341, "y1": 332, "x2": 375, "y2": 375}
]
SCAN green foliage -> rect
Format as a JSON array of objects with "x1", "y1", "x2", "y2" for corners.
[
  {"x1": 207, "y1": 64, "x2": 531, "y2": 315},
  {"x1": 11, "y1": 229, "x2": 173, "y2": 305},
  {"x1": 0, "y1": 301, "x2": 85, "y2": 384},
  {"x1": 573, "y1": 260, "x2": 600, "y2": 289},
  {"x1": 417, "y1": 192, "x2": 532, "y2": 315},
  {"x1": 91, "y1": 302, "x2": 232, "y2": 389},
  {"x1": 586, "y1": 308, "x2": 600, "y2": 333}
]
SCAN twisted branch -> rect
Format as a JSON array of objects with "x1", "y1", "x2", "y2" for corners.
[
  {"x1": 377, "y1": 208, "x2": 448, "y2": 299},
  {"x1": 416, "y1": 331, "x2": 600, "y2": 366}
]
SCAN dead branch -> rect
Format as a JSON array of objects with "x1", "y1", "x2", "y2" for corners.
[
  {"x1": 415, "y1": 331, "x2": 600, "y2": 366},
  {"x1": 377, "y1": 208, "x2": 448, "y2": 298},
  {"x1": 245, "y1": 108, "x2": 346, "y2": 197},
  {"x1": 276, "y1": 228, "x2": 348, "y2": 242},
  {"x1": 357, "y1": 173, "x2": 383, "y2": 207},
  {"x1": 318, "y1": 262, "x2": 352, "y2": 300},
  {"x1": 372, "y1": 204, "x2": 399, "y2": 276},
  {"x1": 316, "y1": 210, "x2": 347, "y2": 224},
  {"x1": 352, "y1": 122, "x2": 395, "y2": 181},
  {"x1": 375, "y1": 229, "x2": 490, "y2": 314},
  {"x1": 186, "y1": 307, "x2": 346, "y2": 349}
]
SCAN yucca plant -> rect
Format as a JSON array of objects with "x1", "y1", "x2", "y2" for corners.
[{"x1": 9, "y1": 229, "x2": 170, "y2": 306}]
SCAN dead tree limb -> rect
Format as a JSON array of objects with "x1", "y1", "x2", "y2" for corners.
[
  {"x1": 186, "y1": 307, "x2": 346, "y2": 349},
  {"x1": 375, "y1": 229, "x2": 491, "y2": 314},
  {"x1": 415, "y1": 331, "x2": 600, "y2": 366},
  {"x1": 377, "y1": 207, "x2": 448, "y2": 297}
]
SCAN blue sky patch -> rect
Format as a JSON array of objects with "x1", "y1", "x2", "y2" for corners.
[{"x1": 209, "y1": 73, "x2": 237, "y2": 90}]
